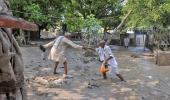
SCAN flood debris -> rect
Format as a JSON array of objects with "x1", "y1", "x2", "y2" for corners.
[
  {"x1": 34, "y1": 77, "x2": 49, "y2": 86},
  {"x1": 131, "y1": 54, "x2": 141, "y2": 58},
  {"x1": 49, "y1": 74, "x2": 73, "y2": 88},
  {"x1": 120, "y1": 87, "x2": 132, "y2": 92},
  {"x1": 87, "y1": 82, "x2": 100, "y2": 89}
]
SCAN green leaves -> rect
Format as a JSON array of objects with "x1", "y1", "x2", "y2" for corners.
[
  {"x1": 9, "y1": 0, "x2": 123, "y2": 31},
  {"x1": 9, "y1": 0, "x2": 66, "y2": 28},
  {"x1": 80, "y1": 15, "x2": 103, "y2": 45},
  {"x1": 123, "y1": 0, "x2": 170, "y2": 29},
  {"x1": 23, "y1": 4, "x2": 40, "y2": 21}
]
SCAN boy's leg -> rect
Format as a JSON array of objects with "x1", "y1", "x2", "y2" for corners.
[
  {"x1": 113, "y1": 67, "x2": 125, "y2": 81},
  {"x1": 54, "y1": 62, "x2": 59, "y2": 74},
  {"x1": 103, "y1": 72, "x2": 107, "y2": 79},
  {"x1": 116, "y1": 74, "x2": 125, "y2": 81},
  {"x1": 63, "y1": 61, "x2": 68, "y2": 75}
]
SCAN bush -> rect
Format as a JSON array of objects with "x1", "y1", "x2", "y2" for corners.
[{"x1": 81, "y1": 15, "x2": 103, "y2": 46}]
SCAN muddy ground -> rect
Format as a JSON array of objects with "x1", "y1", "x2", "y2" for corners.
[{"x1": 21, "y1": 42, "x2": 170, "y2": 100}]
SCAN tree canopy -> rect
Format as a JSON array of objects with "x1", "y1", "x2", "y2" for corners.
[
  {"x1": 8, "y1": 0, "x2": 170, "y2": 41},
  {"x1": 123, "y1": 0, "x2": 170, "y2": 29},
  {"x1": 9, "y1": 0, "x2": 124, "y2": 31},
  {"x1": 9, "y1": 0, "x2": 66, "y2": 29}
]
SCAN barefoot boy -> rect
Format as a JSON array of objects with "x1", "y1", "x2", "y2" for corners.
[
  {"x1": 40, "y1": 32, "x2": 88, "y2": 75},
  {"x1": 95, "y1": 40, "x2": 125, "y2": 81}
]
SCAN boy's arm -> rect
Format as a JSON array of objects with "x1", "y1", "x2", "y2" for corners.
[
  {"x1": 104, "y1": 46, "x2": 114, "y2": 63},
  {"x1": 86, "y1": 45, "x2": 99, "y2": 52},
  {"x1": 86, "y1": 47, "x2": 96, "y2": 52},
  {"x1": 64, "y1": 37, "x2": 83, "y2": 50},
  {"x1": 43, "y1": 40, "x2": 55, "y2": 48},
  {"x1": 39, "y1": 39, "x2": 56, "y2": 52},
  {"x1": 64, "y1": 37, "x2": 98, "y2": 51},
  {"x1": 104, "y1": 56, "x2": 113, "y2": 64}
]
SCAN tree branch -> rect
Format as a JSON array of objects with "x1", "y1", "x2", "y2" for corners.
[
  {"x1": 112, "y1": 10, "x2": 132, "y2": 33},
  {"x1": 106, "y1": 10, "x2": 132, "y2": 44}
]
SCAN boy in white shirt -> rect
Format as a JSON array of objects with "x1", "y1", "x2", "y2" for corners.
[{"x1": 95, "y1": 40, "x2": 125, "y2": 81}]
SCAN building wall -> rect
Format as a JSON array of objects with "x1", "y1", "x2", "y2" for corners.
[{"x1": 135, "y1": 34, "x2": 146, "y2": 46}]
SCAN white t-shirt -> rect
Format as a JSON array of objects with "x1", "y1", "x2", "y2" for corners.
[{"x1": 96, "y1": 45, "x2": 118, "y2": 68}]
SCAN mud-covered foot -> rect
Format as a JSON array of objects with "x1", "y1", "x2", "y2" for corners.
[
  {"x1": 53, "y1": 72, "x2": 59, "y2": 74},
  {"x1": 62, "y1": 74, "x2": 73, "y2": 79},
  {"x1": 116, "y1": 80, "x2": 127, "y2": 85},
  {"x1": 122, "y1": 80, "x2": 127, "y2": 82}
]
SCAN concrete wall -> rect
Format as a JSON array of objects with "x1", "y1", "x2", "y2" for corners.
[
  {"x1": 135, "y1": 34, "x2": 146, "y2": 46},
  {"x1": 155, "y1": 51, "x2": 170, "y2": 66}
]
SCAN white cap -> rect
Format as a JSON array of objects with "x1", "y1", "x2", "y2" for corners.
[{"x1": 99, "y1": 40, "x2": 105, "y2": 44}]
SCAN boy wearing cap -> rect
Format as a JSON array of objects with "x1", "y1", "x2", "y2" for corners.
[{"x1": 95, "y1": 41, "x2": 125, "y2": 81}]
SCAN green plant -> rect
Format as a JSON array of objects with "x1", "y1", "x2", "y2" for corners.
[{"x1": 81, "y1": 15, "x2": 103, "y2": 46}]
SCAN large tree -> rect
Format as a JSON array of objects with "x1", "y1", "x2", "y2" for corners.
[
  {"x1": 122, "y1": 0, "x2": 170, "y2": 50},
  {"x1": 9, "y1": 0, "x2": 125, "y2": 31},
  {"x1": 9, "y1": 0, "x2": 131, "y2": 45},
  {"x1": 123, "y1": 0, "x2": 170, "y2": 29},
  {"x1": 9, "y1": 0, "x2": 66, "y2": 29},
  {"x1": 63, "y1": 0, "x2": 123, "y2": 32}
]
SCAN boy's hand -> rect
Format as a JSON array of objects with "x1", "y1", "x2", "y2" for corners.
[
  {"x1": 103, "y1": 60, "x2": 107, "y2": 64},
  {"x1": 82, "y1": 46, "x2": 95, "y2": 51},
  {"x1": 39, "y1": 45, "x2": 46, "y2": 52},
  {"x1": 87, "y1": 47, "x2": 95, "y2": 51},
  {"x1": 82, "y1": 46, "x2": 88, "y2": 50}
]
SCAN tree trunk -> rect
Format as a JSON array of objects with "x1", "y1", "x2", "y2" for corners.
[{"x1": 106, "y1": 10, "x2": 132, "y2": 44}]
